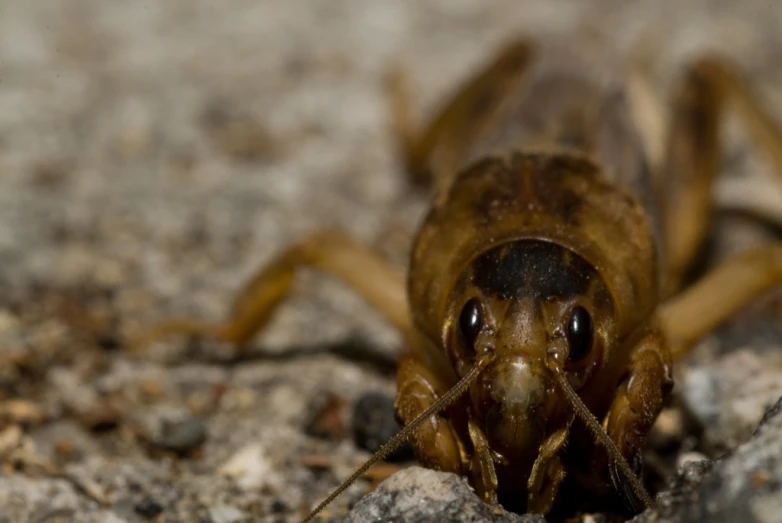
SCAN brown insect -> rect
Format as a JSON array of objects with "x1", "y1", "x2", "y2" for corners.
[{"x1": 137, "y1": 39, "x2": 782, "y2": 520}]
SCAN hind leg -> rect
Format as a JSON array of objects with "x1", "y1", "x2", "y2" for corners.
[
  {"x1": 387, "y1": 39, "x2": 533, "y2": 192},
  {"x1": 660, "y1": 244, "x2": 782, "y2": 359},
  {"x1": 134, "y1": 231, "x2": 411, "y2": 351},
  {"x1": 661, "y1": 57, "x2": 782, "y2": 295},
  {"x1": 659, "y1": 57, "x2": 782, "y2": 358}
]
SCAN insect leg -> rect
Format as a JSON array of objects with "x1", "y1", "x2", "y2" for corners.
[
  {"x1": 661, "y1": 57, "x2": 782, "y2": 294},
  {"x1": 134, "y1": 231, "x2": 410, "y2": 350},
  {"x1": 387, "y1": 39, "x2": 532, "y2": 189},
  {"x1": 602, "y1": 328, "x2": 672, "y2": 510},
  {"x1": 660, "y1": 243, "x2": 782, "y2": 360},
  {"x1": 467, "y1": 417, "x2": 499, "y2": 504},
  {"x1": 395, "y1": 354, "x2": 467, "y2": 475},
  {"x1": 526, "y1": 424, "x2": 569, "y2": 515}
]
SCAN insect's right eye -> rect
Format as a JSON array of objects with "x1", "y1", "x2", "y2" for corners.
[{"x1": 457, "y1": 298, "x2": 483, "y2": 353}]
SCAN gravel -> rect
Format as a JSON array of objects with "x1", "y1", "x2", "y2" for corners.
[{"x1": 1, "y1": 1, "x2": 781, "y2": 522}]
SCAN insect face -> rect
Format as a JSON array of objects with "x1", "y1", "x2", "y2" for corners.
[{"x1": 446, "y1": 240, "x2": 616, "y2": 460}]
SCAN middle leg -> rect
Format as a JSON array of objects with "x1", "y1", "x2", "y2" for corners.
[{"x1": 134, "y1": 230, "x2": 411, "y2": 351}]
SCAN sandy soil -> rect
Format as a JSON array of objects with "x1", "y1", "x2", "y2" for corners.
[{"x1": 1, "y1": 1, "x2": 781, "y2": 522}]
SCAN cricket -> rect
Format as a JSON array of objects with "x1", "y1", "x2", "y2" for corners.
[{"x1": 136, "y1": 38, "x2": 782, "y2": 520}]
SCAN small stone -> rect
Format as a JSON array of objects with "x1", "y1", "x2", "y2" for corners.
[
  {"x1": 0, "y1": 399, "x2": 46, "y2": 426},
  {"x1": 0, "y1": 309, "x2": 21, "y2": 334},
  {"x1": 0, "y1": 425, "x2": 23, "y2": 457},
  {"x1": 219, "y1": 442, "x2": 280, "y2": 491},
  {"x1": 270, "y1": 500, "x2": 287, "y2": 513},
  {"x1": 306, "y1": 394, "x2": 347, "y2": 440},
  {"x1": 209, "y1": 505, "x2": 249, "y2": 523},
  {"x1": 156, "y1": 418, "x2": 208, "y2": 456},
  {"x1": 299, "y1": 454, "x2": 332, "y2": 470},
  {"x1": 134, "y1": 497, "x2": 164, "y2": 519},
  {"x1": 47, "y1": 368, "x2": 120, "y2": 432},
  {"x1": 648, "y1": 407, "x2": 685, "y2": 451},
  {"x1": 96, "y1": 333, "x2": 121, "y2": 352},
  {"x1": 138, "y1": 380, "x2": 165, "y2": 402},
  {"x1": 681, "y1": 350, "x2": 782, "y2": 450},
  {"x1": 676, "y1": 451, "x2": 709, "y2": 470},
  {"x1": 81, "y1": 405, "x2": 121, "y2": 433},
  {"x1": 53, "y1": 439, "x2": 76, "y2": 461},
  {"x1": 345, "y1": 467, "x2": 543, "y2": 523},
  {"x1": 201, "y1": 102, "x2": 278, "y2": 164},
  {"x1": 352, "y1": 392, "x2": 413, "y2": 462}
]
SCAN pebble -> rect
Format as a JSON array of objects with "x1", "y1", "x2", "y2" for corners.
[
  {"x1": 352, "y1": 392, "x2": 413, "y2": 462},
  {"x1": 633, "y1": 396, "x2": 782, "y2": 523},
  {"x1": 134, "y1": 497, "x2": 164, "y2": 519},
  {"x1": 676, "y1": 451, "x2": 709, "y2": 469},
  {"x1": 346, "y1": 467, "x2": 543, "y2": 523},
  {"x1": 209, "y1": 505, "x2": 249, "y2": 523},
  {"x1": 681, "y1": 350, "x2": 782, "y2": 450},
  {"x1": 305, "y1": 394, "x2": 347, "y2": 440},
  {"x1": 156, "y1": 418, "x2": 208, "y2": 455},
  {"x1": 218, "y1": 442, "x2": 280, "y2": 491},
  {"x1": 0, "y1": 399, "x2": 46, "y2": 427},
  {"x1": 648, "y1": 407, "x2": 686, "y2": 451}
]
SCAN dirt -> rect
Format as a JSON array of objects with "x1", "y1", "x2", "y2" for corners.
[{"x1": 0, "y1": 1, "x2": 781, "y2": 522}]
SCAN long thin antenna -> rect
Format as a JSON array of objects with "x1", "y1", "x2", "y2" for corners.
[
  {"x1": 301, "y1": 356, "x2": 492, "y2": 523},
  {"x1": 547, "y1": 360, "x2": 653, "y2": 510}
]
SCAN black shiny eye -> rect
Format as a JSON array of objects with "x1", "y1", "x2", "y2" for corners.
[
  {"x1": 457, "y1": 298, "x2": 483, "y2": 353},
  {"x1": 567, "y1": 306, "x2": 593, "y2": 362}
]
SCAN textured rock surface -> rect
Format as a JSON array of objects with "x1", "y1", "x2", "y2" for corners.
[
  {"x1": 633, "y1": 396, "x2": 782, "y2": 523},
  {"x1": 347, "y1": 398, "x2": 782, "y2": 523},
  {"x1": 0, "y1": 1, "x2": 781, "y2": 522},
  {"x1": 681, "y1": 349, "x2": 782, "y2": 451},
  {"x1": 346, "y1": 467, "x2": 543, "y2": 523}
]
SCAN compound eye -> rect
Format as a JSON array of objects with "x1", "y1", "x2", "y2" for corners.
[
  {"x1": 567, "y1": 306, "x2": 593, "y2": 362},
  {"x1": 457, "y1": 298, "x2": 483, "y2": 354}
]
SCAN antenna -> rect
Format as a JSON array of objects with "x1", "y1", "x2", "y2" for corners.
[
  {"x1": 301, "y1": 355, "x2": 493, "y2": 523},
  {"x1": 546, "y1": 345, "x2": 653, "y2": 510}
]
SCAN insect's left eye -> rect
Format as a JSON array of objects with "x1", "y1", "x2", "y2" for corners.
[{"x1": 567, "y1": 306, "x2": 593, "y2": 362}]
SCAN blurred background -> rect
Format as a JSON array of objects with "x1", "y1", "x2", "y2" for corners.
[{"x1": 0, "y1": 1, "x2": 781, "y2": 522}]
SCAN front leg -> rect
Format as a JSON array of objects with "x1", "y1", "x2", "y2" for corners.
[
  {"x1": 602, "y1": 327, "x2": 673, "y2": 510},
  {"x1": 526, "y1": 424, "x2": 570, "y2": 514},
  {"x1": 467, "y1": 417, "x2": 499, "y2": 504},
  {"x1": 395, "y1": 354, "x2": 467, "y2": 476}
]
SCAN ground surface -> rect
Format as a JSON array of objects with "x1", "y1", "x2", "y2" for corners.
[{"x1": 1, "y1": 1, "x2": 782, "y2": 522}]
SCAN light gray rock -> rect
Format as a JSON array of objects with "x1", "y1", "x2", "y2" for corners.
[
  {"x1": 209, "y1": 505, "x2": 250, "y2": 523},
  {"x1": 1, "y1": 1, "x2": 782, "y2": 522},
  {"x1": 346, "y1": 467, "x2": 543, "y2": 523},
  {"x1": 348, "y1": 396, "x2": 782, "y2": 523},
  {"x1": 634, "y1": 395, "x2": 782, "y2": 523},
  {"x1": 681, "y1": 349, "x2": 782, "y2": 451}
]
